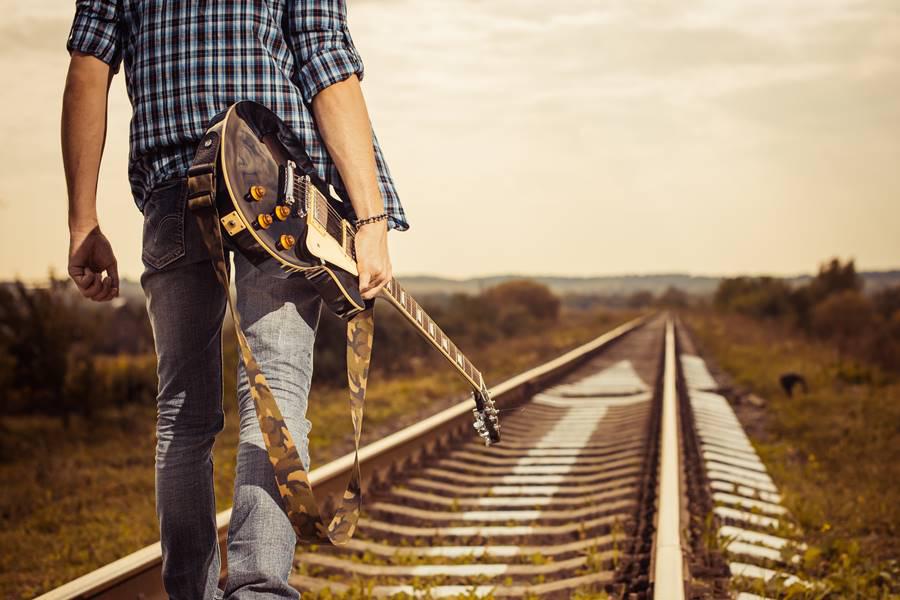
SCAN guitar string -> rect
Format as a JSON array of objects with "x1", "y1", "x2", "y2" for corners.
[
  {"x1": 290, "y1": 178, "x2": 409, "y2": 298},
  {"x1": 291, "y1": 179, "x2": 380, "y2": 272},
  {"x1": 292, "y1": 177, "x2": 359, "y2": 239},
  {"x1": 280, "y1": 177, "x2": 489, "y2": 419},
  {"x1": 292, "y1": 176, "x2": 396, "y2": 249}
]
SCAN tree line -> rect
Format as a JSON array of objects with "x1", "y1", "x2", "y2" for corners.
[
  {"x1": 713, "y1": 258, "x2": 900, "y2": 371},
  {"x1": 0, "y1": 276, "x2": 560, "y2": 425}
]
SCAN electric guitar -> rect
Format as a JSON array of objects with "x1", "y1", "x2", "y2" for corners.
[{"x1": 209, "y1": 101, "x2": 500, "y2": 445}]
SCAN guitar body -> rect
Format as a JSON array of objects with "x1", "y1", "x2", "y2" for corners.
[
  {"x1": 212, "y1": 101, "x2": 500, "y2": 444},
  {"x1": 217, "y1": 101, "x2": 368, "y2": 319}
]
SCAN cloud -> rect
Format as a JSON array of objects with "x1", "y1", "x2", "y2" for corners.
[
  {"x1": 1, "y1": 0, "x2": 897, "y2": 280},
  {"x1": 716, "y1": 68, "x2": 900, "y2": 142}
]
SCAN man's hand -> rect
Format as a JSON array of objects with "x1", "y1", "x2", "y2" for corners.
[
  {"x1": 355, "y1": 222, "x2": 392, "y2": 300},
  {"x1": 68, "y1": 225, "x2": 119, "y2": 302},
  {"x1": 62, "y1": 52, "x2": 117, "y2": 302}
]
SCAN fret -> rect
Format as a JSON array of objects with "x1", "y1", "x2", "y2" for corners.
[
  {"x1": 313, "y1": 189, "x2": 328, "y2": 227},
  {"x1": 341, "y1": 221, "x2": 351, "y2": 255},
  {"x1": 387, "y1": 280, "x2": 478, "y2": 384},
  {"x1": 325, "y1": 210, "x2": 343, "y2": 244}
]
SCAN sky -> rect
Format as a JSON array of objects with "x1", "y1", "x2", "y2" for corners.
[{"x1": 1, "y1": 0, "x2": 898, "y2": 282}]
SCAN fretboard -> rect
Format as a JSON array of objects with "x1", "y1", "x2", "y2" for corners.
[
  {"x1": 382, "y1": 278, "x2": 482, "y2": 389},
  {"x1": 292, "y1": 177, "x2": 483, "y2": 389}
]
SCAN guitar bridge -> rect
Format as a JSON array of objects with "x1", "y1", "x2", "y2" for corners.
[{"x1": 283, "y1": 160, "x2": 296, "y2": 207}]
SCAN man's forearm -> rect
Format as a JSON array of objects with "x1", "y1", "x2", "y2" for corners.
[
  {"x1": 310, "y1": 74, "x2": 384, "y2": 221},
  {"x1": 311, "y1": 73, "x2": 391, "y2": 299},
  {"x1": 62, "y1": 52, "x2": 120, "y2": 303},
  {"x1": 62, "y1": 53, "x2": 113, "y2": 232}
]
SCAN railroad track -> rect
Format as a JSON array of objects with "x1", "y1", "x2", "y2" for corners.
[
  {"x1": 292, "y1": 318, "x2": 666, "y2": 598},
  {"x1": 38, "y1": 314, "x2": 803, "y2": 599}
]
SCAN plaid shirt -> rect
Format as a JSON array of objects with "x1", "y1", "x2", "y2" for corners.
[{"x1": 66, "y1": 0, "x2": 408, "y2": 231}]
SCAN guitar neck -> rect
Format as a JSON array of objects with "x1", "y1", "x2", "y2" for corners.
[
  {"x1": 380, "y1": 278, "x2": 482, "y2": 390},
  {"x1": 302, "y1": 187, "x2": 484, "y2": 390}
]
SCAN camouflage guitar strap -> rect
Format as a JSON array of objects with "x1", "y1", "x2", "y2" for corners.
[{"x1": 186, "y1": 123, "x2": 373, "y2": 545}]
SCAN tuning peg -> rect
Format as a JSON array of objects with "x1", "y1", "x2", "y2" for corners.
[
  {"x1": 274, "y1": 205, "x2": 291, "y2": 220},
  {"x1": 249, "y1": 185, "x2": 267, "y2": 201},
  {"x1": 277, "y1": 234, "x2": 296, "y2": 250}
]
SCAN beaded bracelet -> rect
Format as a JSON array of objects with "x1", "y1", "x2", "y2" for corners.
[{"x1": 354, "y1": 212, "x2": 388, "y2": 228}]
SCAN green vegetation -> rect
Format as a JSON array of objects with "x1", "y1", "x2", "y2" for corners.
[
  {"x1": 0, "y1": 275, "x2": 636, "y2": 598},
  {"x1": 685, "y1": 257, "x2": 900, "y2": 597},
  {"x1": 685, "y1": 309, "x2": 899, "y2": 597},
  {"x1": 0, "y1": 278, "x2": 155, "y2": 425},
  {"x1": 713, "y1": 258, "x2": 900, "y2": 372}
]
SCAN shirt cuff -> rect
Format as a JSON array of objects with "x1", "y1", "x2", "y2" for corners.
[
  {"x1": 297, "y1": 43, "x2": 365, "y2": 104},
  {"x1": 387, "y1": 215, "x2": 409, "y2": 231},
  {"x1": 66, "y1": 6, "x2": 122, "y2": 72}
]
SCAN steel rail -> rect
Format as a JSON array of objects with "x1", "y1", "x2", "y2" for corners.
[
  {"x1": 37, "y1": 314, "x2": 649, "y2": 600},
  {"x1": 652, "y1": 318, "x2": 686, "y2": 598}
]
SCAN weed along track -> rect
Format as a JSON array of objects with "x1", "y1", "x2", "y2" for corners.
[
  {"x1": 40, "y1": 314, "x2": 803, "y2": 599},
  {"x1": 676, "y1": 323, "x2": 808, "y2": 599}
]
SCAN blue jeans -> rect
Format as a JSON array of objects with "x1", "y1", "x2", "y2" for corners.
[{"x1": 140, "y1": 178, "x2": 321, "y2": 599}]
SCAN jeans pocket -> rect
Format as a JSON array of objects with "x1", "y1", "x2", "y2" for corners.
[{"x1": 142, "y1": 179, "x2": 187, "y2": 270}]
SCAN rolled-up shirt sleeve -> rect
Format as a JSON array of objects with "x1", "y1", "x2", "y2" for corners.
[
  {"x1": 66, "y1": 0, "x2": 123, "y2": 72},
  {"x1": 288, "y1": 0, "x2": 365, "y2": 103}
]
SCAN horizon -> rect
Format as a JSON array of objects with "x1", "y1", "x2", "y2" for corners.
[{"x1": 5, "y1": 264, "x2": 898, "y2": 289}]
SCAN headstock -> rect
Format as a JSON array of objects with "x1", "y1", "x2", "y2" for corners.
[{"x1": 472, "y1": 380, "x2": 501, "y2": 446}]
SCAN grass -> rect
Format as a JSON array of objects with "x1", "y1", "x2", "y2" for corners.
[
  {"x1": 684, "y1": 310, "x2": 899, "y2": 598},
  {"x1": 0, "y1": 307, "x2": 636, "y2": 598}
]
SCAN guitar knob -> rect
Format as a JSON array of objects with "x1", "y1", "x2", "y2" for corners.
[
  {"x1": 249, "y1": 185, "x2": 267, "y2": 201},
  {"x1": 274, "y1": 205, "x2": 291, "y2": 220},
  {"x1": 257, "y1": 214, "x2": 273, "y2": 229},
  {"x1": 278, "y1": 234, "x2": 296, "y2": 250}
]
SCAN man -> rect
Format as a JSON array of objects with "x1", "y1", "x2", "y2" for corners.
[{"x1": 61, "y1": 1, "x2": 408, "y2": 598}]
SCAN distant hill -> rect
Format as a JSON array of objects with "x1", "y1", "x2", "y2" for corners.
[
  {"x1": 394, "y1": 274, "x2": 724, "y2": 296},
  {"x1": 388, "y1": 270, "x2": 900, "y2": 297},
  {"x1": 17, "y1": 269, "x2": 900, "y2": 304}
]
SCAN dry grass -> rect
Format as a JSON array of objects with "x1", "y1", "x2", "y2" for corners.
[
  {"x1": 0, "y1": 307, "x2": 636, "y2": 598},
  {"x1": 684, "y1": 311, "x2": 899, "y2": 598}
]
